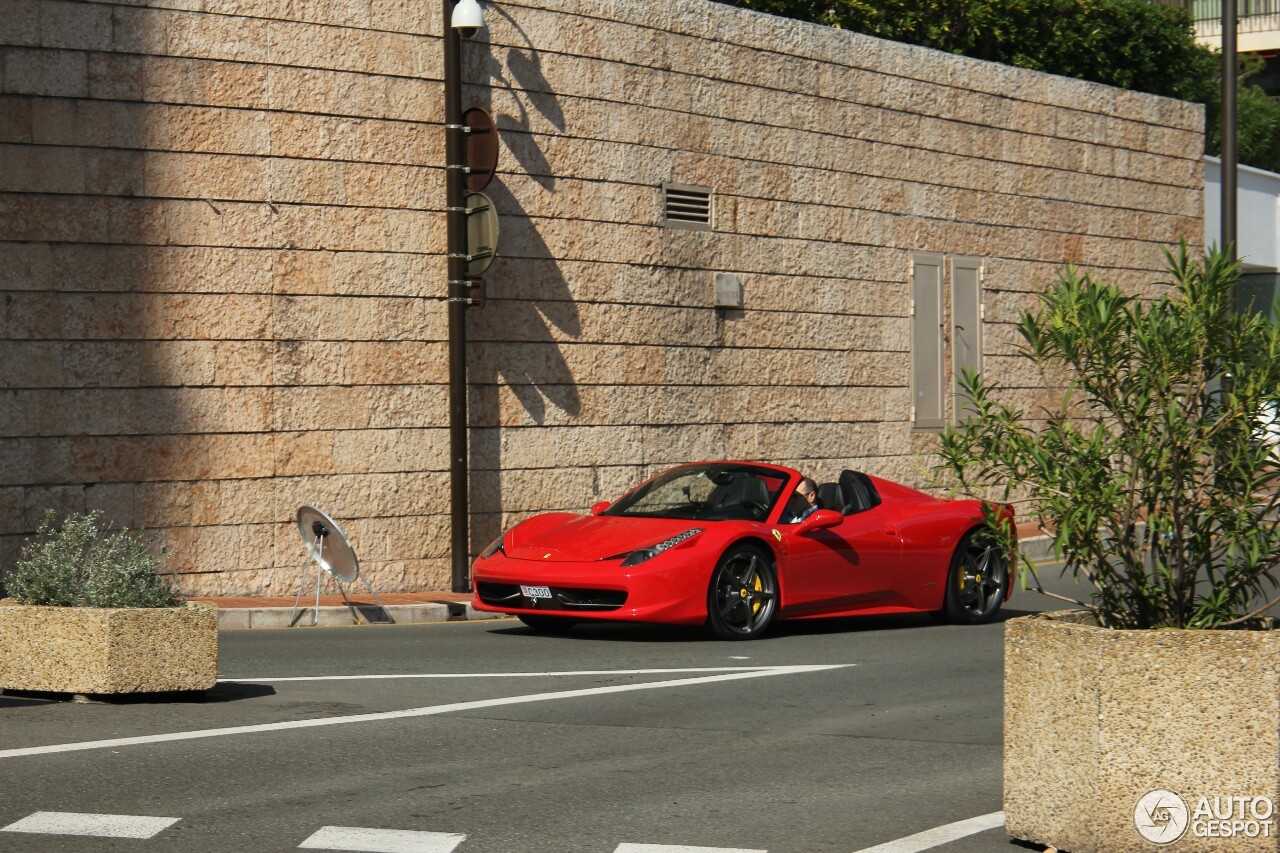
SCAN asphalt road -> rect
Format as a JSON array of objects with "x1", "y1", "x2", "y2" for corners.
[{"x1": 0, "y1": 573, "x2": 1080, "y2": 853}]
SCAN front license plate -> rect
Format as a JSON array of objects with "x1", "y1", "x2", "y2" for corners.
[{"x1": 520, "y1": 585, "x2": 552, "y2": 600}]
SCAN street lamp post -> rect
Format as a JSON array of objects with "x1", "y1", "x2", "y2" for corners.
[
  {"x1": 444, "y1": 0, "x2": 470, "y2": 593},
  {"x1": 1223, "y1": 0, "x2": 1237, "y2": 260}
]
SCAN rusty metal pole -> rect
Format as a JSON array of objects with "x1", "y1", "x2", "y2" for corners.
[{"x1": 444, "y1": 0, "x2": 470, "y2": 593}]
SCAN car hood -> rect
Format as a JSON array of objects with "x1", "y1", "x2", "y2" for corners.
[{"x1": 506, "y1": 514, "x2": 706, "y2": 562}]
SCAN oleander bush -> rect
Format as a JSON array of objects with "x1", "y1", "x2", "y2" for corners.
[
  {"x1": 938, "y1": 244, "x2": 1280, "y2": 630},
  {"x1": 6, "y1": 509, "x2": 182, "y2": 608}
]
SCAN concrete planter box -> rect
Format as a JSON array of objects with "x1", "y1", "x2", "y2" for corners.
[
  {"x1": 0, "y1": 599, "x2": 218, "y2": 694},
  {"x1": 1005, "y1": 611, "x2": 1280, "y2": 852}
]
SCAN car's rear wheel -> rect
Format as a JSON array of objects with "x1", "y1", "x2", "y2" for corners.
[
  {"x1": 706, "y1": 544, "x2": 777, "y2": 640},
  {"x1": 942, "y1": 528, "x2": 1009, "y2": 624},
  {"x1": 517, "y1": 614, "x2": 577, "y2": 633}
]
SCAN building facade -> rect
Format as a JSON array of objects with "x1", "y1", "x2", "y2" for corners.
[
  {"x1": 0, "y1": 0, "x2": 1203, "y2": 595},
  {"x1": 1159, "y1": 0, "x2": 1280, "y2": 93},
  {"x1": 1205, "y1": 155, "x2": 1280, "y2": 315}
]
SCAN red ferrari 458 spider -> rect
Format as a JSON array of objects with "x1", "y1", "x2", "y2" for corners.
[{"x1": 471, "y1": 461, "x2": 1014, "y2": 639}]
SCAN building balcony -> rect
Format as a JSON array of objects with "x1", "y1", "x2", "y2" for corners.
[{"x1": 1157, "y1": 0, "x2": 1280, "y2": 51}]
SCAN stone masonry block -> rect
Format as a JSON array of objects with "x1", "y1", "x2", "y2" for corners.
[
  {"x1": 331, "y1": 429, "x2": 448, "y2": 475},
  {"x1": 272, "y1": 341, "x2": 345, "y2": 386},
  {"x1": 0, "y1": 342, "x2": 64, "y2": 387},
  {"x1": 274, "y1": 430, "x2": 335, "y2": 478},
  {"x1": 214, "y1": 0, "x2": 375, "y2": 30},
  {"x1": 4, "y1": 48, "x2": 87, "y2": 97},
  {"x1": 36, "y1": 0, "x2": 111, "y2": 51},
  {"x1": 267, "y1": 113, "x2": 439, "y2": 166},
  {"x1": 346, "y1": 342, "x2": 443, "y2": 385},
  {"x1": 22, "y1": 484, "x2": 88, "y2": 528},
  {"x1": 144, "y1": 55, "x2": 270, "y2": 109},
  {"x1": 0, "y1": 438, "x2": 70, "y2": 484}
]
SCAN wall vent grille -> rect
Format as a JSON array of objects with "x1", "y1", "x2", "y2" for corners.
[{"x1": 663, "y1": 183, "x2": 713, "y2": 231}]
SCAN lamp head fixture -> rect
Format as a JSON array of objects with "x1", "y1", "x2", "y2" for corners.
[{"x1": 452, "y1": 0, "x2": 485, "y2": 39}]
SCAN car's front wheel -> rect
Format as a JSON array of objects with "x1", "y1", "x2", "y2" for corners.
[
  {"x1": 706, "y1": 544, "x2": 778, "y2": 640},
  {"x1": 942, "y1": 529, "x2": 1009, "y2": 624}
]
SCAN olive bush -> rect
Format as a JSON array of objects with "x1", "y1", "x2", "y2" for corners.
[
  {"x1": 938, "y1": 245, "x2": 1280, "y2": 629},
  {"x1": 6, "y1": 510, "x2": 182, "y2": 608}
]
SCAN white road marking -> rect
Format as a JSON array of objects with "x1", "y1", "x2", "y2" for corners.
[
  {"x1": 221, "y1": 666, "x2": 784, "y2": 683},
  {"x1": 1, "y1": 811, "x2": 179, "y2": 839},
  {"x1": 614, "y1": 840, "x2": 762, "y2": 845},
  {"x1": 298, "y1": 825, "x2": 466, "y2": 852},
  {"x1": 0, "y1": 665, "x2": 848, "y2": 760},
  {"x1": 850, "y1": 811, "x2": 1005, "y2": 853}
]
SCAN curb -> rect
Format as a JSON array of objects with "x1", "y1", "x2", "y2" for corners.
[
  {"x1": 217, "y1": 602, "x2": 507, "y2": 630},
  {"x1": 1019, "y1": 534, "x2": 1056, "y2": 564}
]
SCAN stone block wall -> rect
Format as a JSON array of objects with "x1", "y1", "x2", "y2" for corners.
[{"x1": 0, "y1": 0, "x2": 1203, "y2": 595}]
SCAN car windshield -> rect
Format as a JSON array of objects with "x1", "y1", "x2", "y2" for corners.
[{"x1": 603, "y1": 464, "x2": 788, "y2": 522}]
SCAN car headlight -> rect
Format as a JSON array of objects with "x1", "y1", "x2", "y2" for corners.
[
  {"x1": 479, "y1": 533, "x2": 506, "y2": 560},
  {"x1": 618, "y1": 529, "x2": 703, "y2": 567}
]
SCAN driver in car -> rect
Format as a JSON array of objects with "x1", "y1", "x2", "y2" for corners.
[{"x1": 782, "y1": 477, "x2": 819, "y2": 523}]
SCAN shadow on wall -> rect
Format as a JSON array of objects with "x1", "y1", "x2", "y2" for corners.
[
  {"x1": 486, "y1": 6, "x2": 563, "y2": 190},
  {"x1": 466, "y1": 6, "x2": 582, "y2": 557},
  {"x1": 0, "y1": 8, "x2": 189, "y2": 583}
]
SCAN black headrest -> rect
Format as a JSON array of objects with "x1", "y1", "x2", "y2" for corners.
[
  {"x1": 816, "y1": 483, "x2": 844, "y2": 513},
  {"x1": 838, "y1": 470, "x2": 881, "y2": 513}
]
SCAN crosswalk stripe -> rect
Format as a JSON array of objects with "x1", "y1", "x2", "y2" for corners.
[
  {"x1": 850, "y1": 811, "x2": 1005, "y2": 853},
  {"x1": 614, "y1": 840, "x2": 762, "y2": 845},
  {"x1": 0, "y1": 811, "x2": 180, "y2": 839},
  {"x1": 298, "y1": 825, "x2": 467, "y2": 852}
]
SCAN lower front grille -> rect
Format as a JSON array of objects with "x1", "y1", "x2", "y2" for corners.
[
  {"x1": 475, "y1": 582, "x2": 522, "y2": 604},
  {"x1": 476, "y1": 582, "x2": 626, "y2": 611},
  {"x1": 555, "y1": 588, "x2": 627, "y2": 609}
]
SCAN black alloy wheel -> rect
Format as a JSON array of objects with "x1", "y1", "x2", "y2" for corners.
[
  {"x1": 942, "y1": 529, "x2": 1009, "y2": 624},
  {"x1": 706, "y1": 544, "x2": 778, "y2": 640}
]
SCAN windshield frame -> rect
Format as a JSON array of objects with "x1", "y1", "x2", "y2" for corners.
[{"x1": 602, "y1": 462, "x2": 794, "y2": 522}]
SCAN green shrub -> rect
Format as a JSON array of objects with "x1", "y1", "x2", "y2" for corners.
[
  {"x1": 715, "y1": 0, "x2": 1217, "y2": 101},
  {"x1": 6, "y1": 510, "x2": 182, "y2": 608},
  {"x1": 938, "y1": 245, "x2": 1280, "y2": 629}
]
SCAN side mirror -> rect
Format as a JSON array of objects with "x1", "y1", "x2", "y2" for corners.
[
  {"x1": 591, "y1": 501, "x2": 611, "y2": 516},
  {"x1": 797, "y1": 509, "x2": 842, "y2": 535}
]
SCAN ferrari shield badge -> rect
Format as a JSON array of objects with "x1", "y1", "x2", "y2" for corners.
[{"x1": 771, "y1": 529, "x2": 781, "y2": 541}]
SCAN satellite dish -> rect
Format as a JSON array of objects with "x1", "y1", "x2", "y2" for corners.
[
  {"x1": 296, "y1": 505, "x2": 359, "y2": 583},
  {"x1": 288, "y1": 506, "x2": 388, "y2": 626}
]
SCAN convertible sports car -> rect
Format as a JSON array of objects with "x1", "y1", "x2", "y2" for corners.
[{"x1": 471, "y1": 461, "x2": 1014, "y2": 639}]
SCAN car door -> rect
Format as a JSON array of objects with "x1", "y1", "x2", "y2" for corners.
[{"x1": 779, "y1": 504, "x2": 902, "y2": 616}]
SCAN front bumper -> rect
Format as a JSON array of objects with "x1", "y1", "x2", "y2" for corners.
[{"x1": 470, "y1": 554, "x2": 709, "y2": 624}]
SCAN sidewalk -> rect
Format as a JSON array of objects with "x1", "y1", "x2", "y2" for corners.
[
  {"x1": 196, "y1": 524, "x2": 1055, "y2": 631},
  {"x1": 189, "y1": 591, "x2": 500, "y2": 630},
  {"x1": 1017, "y1": 521, "x2": 1055, "y2": 561}
]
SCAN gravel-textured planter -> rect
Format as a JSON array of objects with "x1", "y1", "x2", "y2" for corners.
[
  {"x1": 0, "y1": 599, "x2": 218, "y2": 694},
  {"x1": 1005, "y1": 610, "x2": 1280, "y2": 852}
]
